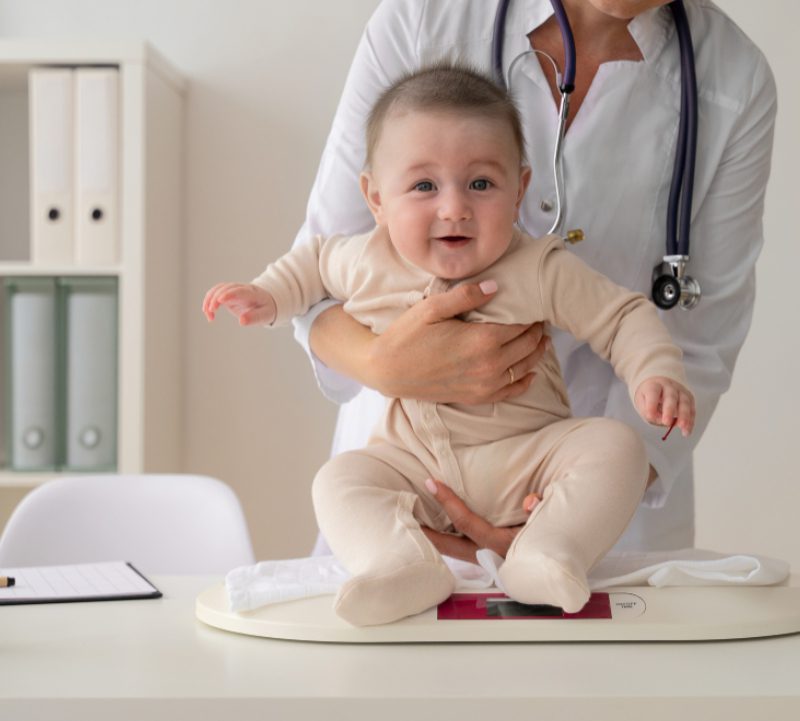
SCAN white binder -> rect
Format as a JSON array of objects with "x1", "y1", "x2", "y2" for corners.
[
  {"x1": 8, "y1": 278, "x2": 59, "y2": 470},
  {"x1": 63, "y1": 278, "x2": 118, "y2": 470},
  {"x1": 29, "y1": 69, "x2": 75, "y2": 265},
  {"x1": 74, "y1": 68, "x2": 120, "y2": 266}
]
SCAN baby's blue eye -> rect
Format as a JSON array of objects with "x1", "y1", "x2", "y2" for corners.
[
  {"x1": 470, "y1": 179, "x2": 491, "y2": 191},
  {"x1": 414, "y1": 181, "x2": 435, "y2": 192}
]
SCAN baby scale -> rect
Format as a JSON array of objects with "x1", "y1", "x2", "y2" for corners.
[{"x1": 196, "y1": 577, "x2": 800, "y2": 643}]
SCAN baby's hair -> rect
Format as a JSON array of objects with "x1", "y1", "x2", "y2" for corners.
[{"x1": 365, "y1": 61, "x2": 526, "y2": 168}]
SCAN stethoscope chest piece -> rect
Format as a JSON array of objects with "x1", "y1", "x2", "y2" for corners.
[{"x1": 651, "y1": 255, "x2": 701, "y2": 310}]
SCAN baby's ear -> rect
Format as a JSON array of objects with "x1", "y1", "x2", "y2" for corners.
[
  {"x1": 515, "y1": 166, "x2": 533, "y2": 215},
  {"x1": 360, "y1": 171, "x2": 384, "y2": 224}
]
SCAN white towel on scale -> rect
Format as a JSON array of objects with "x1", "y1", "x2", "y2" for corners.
[{"x1": 226, "y1": 548, "x2": 790, "y2": 613}]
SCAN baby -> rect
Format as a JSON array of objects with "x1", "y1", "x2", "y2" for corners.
[{"x1": 204, "y1": 63, "x2": 695, "y2": 626}]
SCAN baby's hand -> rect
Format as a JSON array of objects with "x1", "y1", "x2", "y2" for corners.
[
  {"x1": 202, "y1": 282, "x2": 277, "y2": 326},
  {"x1": 634, "y1": 376, "x2": 695, "y2": 437}
]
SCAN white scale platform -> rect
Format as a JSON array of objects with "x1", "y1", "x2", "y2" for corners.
[{"x1": 196, "y1": 579, "x2": 800, "y2": 643}]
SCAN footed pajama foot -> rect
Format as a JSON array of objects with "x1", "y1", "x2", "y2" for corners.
[
  {"x1": 334, "y1": 561, "x2": 455, "y2": 626},
  {"x1": 498, "y1": 551, "x2": 590, "y2": 614}
]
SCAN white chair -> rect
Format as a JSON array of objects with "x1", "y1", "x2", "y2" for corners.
[{"x1": 0, "y1": 474, "x2": 256, "y2": 575}]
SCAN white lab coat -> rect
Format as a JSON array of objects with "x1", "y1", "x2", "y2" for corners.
[{"x1": 290, "y1": 0, "x2": 776, "y2": 553}]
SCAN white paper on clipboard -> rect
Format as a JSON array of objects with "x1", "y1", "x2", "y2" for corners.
[{"x1": 0, "y1": 561, "x2": 161, "y2": 605}]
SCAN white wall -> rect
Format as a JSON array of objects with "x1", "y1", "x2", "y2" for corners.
[
  {"x1": 691, "y1": 1, "x2": 799, "y2": 564},
  {"x1": 0, "y1": 0, "x2": 796, "y2": 566}
]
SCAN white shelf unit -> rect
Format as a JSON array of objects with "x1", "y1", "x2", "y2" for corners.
[{"x1": 0, "y1": 41, "x2": 185, "y2": 487}]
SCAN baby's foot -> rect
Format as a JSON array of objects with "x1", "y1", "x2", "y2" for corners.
[
  {"x1": 498, "y1": 551, "x2": 590, "y2": 614},
  {"x1": 334, "y1": 561, "x2": 455, "y2": 626}
]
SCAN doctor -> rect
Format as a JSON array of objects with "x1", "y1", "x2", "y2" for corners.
[{"x1": 290, "y1": 0, "x2": 776, "y2": 558}]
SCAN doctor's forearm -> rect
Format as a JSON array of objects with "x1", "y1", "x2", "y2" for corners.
[{"x1": 309, "y1": 304, "x2": 379, "y2": 390}]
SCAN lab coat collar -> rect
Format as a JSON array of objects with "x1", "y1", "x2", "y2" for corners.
[
  {"x1": 501, "y1": 0, "x2": 553, "y2": 61},
  {"x1": 503, "y1": 0, "x2": 672, "y2": 64},
  {"x1": 627, "y1": 6, "x2": 672, "y2": 62}
]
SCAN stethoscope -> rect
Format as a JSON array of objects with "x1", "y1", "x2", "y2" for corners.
[{"x1": 492, "y1": 0, "x2": 701, "y2": 310}]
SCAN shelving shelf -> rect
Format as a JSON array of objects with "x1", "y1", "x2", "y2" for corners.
[
  {"x1": 0, "y1": 471, "x2": 84, "y2": 489},
  {"x1": 0, "y1": 40, "x2": 185, "y2": 487},
  {"x1": 0, "y1": 262, "x2": 122, "y2": 276}
]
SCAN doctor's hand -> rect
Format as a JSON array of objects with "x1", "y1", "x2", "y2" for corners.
[
  {"x1": 634, "y1": 376, "x2": 696, "y2": 437},
  {"x1": 311, "y1": 281, "x2": 548, "y2": 404},
  {"x1": 419, "y1": 478, "x2": 542, "y2": 564},
  {"x1": 421, "y1": 465, "x2": 661, "y2": 563},
  {"x1": 203, "y1": 282, "x2": 277, "y2": 327}
]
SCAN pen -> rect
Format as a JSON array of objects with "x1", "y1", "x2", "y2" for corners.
[
  {"x1": 0, "y1": 576, "x2": 15, "y2": 588},
  {"x1": 661, "y1": 418, "x2": 678, "y2": 441}
]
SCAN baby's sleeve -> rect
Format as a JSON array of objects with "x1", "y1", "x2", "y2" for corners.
[
  {"x1": 252, "y1": 234, "x2": 357, "y2": 327},
  {"x1": 539, "y1": 240, "x2": 687, "y2": 399}
]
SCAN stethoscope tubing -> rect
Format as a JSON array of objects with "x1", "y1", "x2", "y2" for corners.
[
  {"x1": 668, "y1": 0, "x2": 698, "y2": 258},
  {"x1": 549, "y1": 0, "x2": 576, "y2": 92},
  {"x1": 491, "y1": 0, "x2": 698, "y2": 266}
]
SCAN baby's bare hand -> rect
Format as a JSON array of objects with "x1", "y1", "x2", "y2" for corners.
[
  {"x1": 634, "y1": 376, "x2": 695, "y2": 437},
  {"x1": 202, "y1": 282, "x2": 276, "y2": 326}
]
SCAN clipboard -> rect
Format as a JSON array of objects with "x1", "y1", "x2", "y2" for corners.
[{"x1": 0, "y1": 561, "x2": 162, "y2": 605}]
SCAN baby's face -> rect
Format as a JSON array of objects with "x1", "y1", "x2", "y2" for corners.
[{"x1": 361, "y1": 109, "x2": 531, "y2": 280}]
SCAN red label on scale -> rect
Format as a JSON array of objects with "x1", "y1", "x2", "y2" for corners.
[{"x1": 437, "y1": 592, "x2": 612, "y2": 620}]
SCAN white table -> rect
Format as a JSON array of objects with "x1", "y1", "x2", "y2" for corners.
[{"x1": 2, "y1": 576, "x2": 799, "y2": 720}]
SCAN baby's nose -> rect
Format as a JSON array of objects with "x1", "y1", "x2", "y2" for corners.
[{"x1": 438, "y1": 190, "x2": 472, "y2": 221}]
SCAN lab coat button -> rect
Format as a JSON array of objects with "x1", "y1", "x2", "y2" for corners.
[{"x1": 540, "y1": 199, "x2": 554, "y2": 212}]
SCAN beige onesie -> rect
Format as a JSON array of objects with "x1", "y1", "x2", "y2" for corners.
[{"x1": 254, "y1": 226, "x2": 687, "y2": 625}]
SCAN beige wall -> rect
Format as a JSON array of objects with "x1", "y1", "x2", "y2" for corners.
[{"x1": 0, "y1": 0, "x2": 797, "y2": 567}]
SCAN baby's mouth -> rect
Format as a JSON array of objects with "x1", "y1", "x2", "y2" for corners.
[{"x1": 436, "y1": 235, "x2": 472, "y2": 244}]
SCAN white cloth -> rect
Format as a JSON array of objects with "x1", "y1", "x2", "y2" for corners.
[
  {"x1": 287, "y1": 0, "x2": 777, "y2": 552},
  {"x1": 479, "y1": 548, "x2": 791, "y2": 594},
  {"x1": 226, "y1": 549, "x2": 790, "y2": 613}
]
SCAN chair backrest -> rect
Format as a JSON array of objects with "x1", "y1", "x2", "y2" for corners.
[{"x1": 0, "y1": 474, "x2": 256, "y2": 575}]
